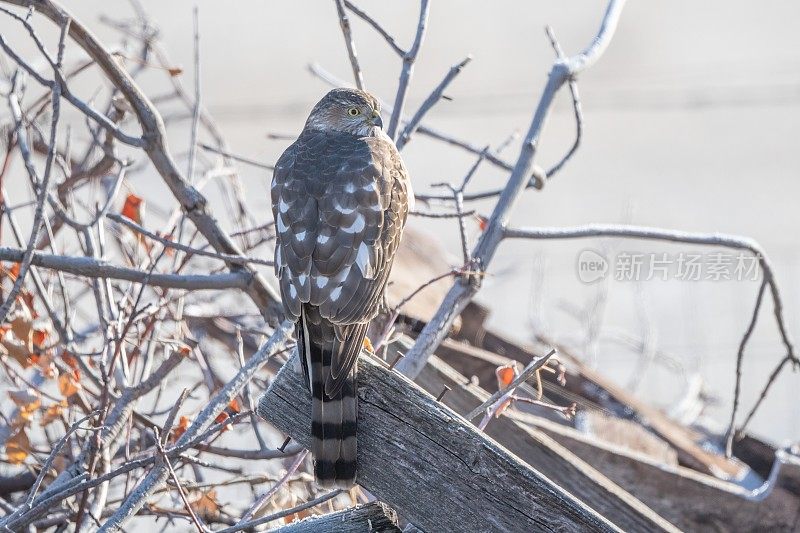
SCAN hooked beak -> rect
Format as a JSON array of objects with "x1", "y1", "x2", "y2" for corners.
[{"x1": 371, "y1": 112, "x2": 383, "y2": 129}]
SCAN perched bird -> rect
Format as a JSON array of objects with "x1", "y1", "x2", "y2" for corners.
[{"x1": 271, "y1": 88, "x2": 412, "y2": 488}]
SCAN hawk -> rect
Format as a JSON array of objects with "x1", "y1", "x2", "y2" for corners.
[{"x1": 271, "y1": 88, "x2": 412, "y2": 488}]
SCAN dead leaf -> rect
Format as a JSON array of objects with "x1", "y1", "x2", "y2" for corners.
[
  {"x1": 6, "y1": 429, "x2": 30, "y2": 465},
  {"x1": 58, "y1": 370, "x2": 82, "y2": 398},
  {"x1": 190, "y1": 490, "x2": 220, "y2": 521},
  {"x1": 476, "y1": 214, "x2": 488, "y2": 232},
  {"x1": 228, "y1": 398, "x2": 241, "y2": 414},
  {"x1": 8, "y1": 388, "x2": 39, "y2": 408},
  {"x1": 362, "y1": 337, "x2": 374, "y2": 354},
  {"x1": 8, "y1": 388, "x2": 40, "y2": 426},
  {"x1": 32, "y1": 328, "x2": 48, "y2": 348},
  {"x1": 1, "y1": 330, "x2": 32, "y2": 367},
  {"x1": 283, "y1": 508, "x2": 312, "y2": 524},
  {"x1": 61, "y1": 350, "x2": 79, "y2": 370},
  {"x1": 34, "y1": 352, "x2": 57, "y2": 379},
  {"x1": 495, "y1": 363, "x2": 518, "y2": 390},
  {"x1": 167, "y1": 66, "x2": 183, "y2": 77},
  {"x1": 41, "y1": 403, "x2": 64, "y2": 427},
  {"x1": 171, "y1": 415, "x2": 190, "y2": 442},
  {"x1": 121, "y1": 193, "x2": 145, "y2": 224},
  {"x1": 10, "y1": 311, "x2": 33, "y2": 347}
]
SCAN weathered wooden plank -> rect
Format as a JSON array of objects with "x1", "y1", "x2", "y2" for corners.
[
  {"x1": 451, "y1": 303, "x2": 744, "y2": 478},
  {"x1": 512, "y1": 411, "x2": 800, "y2": 533},
  {"x1": 441, "y1": 313, "x2": 800, "y2": 531},
  {"x1": 259, "y1": 354, "x2": 620, "y2": 533},
  {"x1": 415, "y1": 355, "x2": 680, "y2": 533},
  {"x1": 269, "y1": 502, "x2": 400, "y2": 532}
]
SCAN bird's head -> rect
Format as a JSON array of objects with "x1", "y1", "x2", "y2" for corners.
[{"x1": 305, "y1": 88, "x2": 383, "y2": 136}]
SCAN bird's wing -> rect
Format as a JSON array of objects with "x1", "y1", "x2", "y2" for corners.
[
  {"x1": 321, "y1": 136, "x2": 410, "y2": 393},
  {"x1": 272, "y1": 131, "x2": 410, "y2": 396}
]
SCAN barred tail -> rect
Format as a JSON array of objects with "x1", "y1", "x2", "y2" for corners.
[
  {"x1": 311, "y1": 368, "x2": 358, "y2": 488},
  {"x1": 298, "y1": 309, "x2": 358, "y2": 488}
]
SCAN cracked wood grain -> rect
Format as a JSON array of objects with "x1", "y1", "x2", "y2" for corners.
[{"x1": 259, "y1": 354, "x2": 619, "y2": 533}]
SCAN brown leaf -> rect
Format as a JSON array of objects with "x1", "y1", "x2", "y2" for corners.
[
  {"x1": 61, "y1": 350, "x2": 79, "y2": 370},
  {"x1": 362, "y1": 337, "x2": 374, "y2": 354},
  {"x1": 228, "y1": 398, "x2": 241, "y2": 414},
  {"x1": 8, "y1": 388, "x2": 40, "y2": 408},
  {"x1": 32, "y1": 328, "x2": 48, "y2": 348},
  {"x1": 167, "y1": 66, "x2": 183, "y2": 77},
  {"x1": 58, "y1": 370, "x2": 82, "y2": 398},
  {"x1": 10, "y1": 311, "x2": 33, "y2": 347},
  {"x1": 1, "y1": 330, "x2": 32, "y2": 367},
  {"x1": 6, "y1": 429, "x2": 30, "y2": 465},
  {"x1": 283, "y1": 508, "x2": 312, "y2": 524},
  {"x1": 41, "y1": 403, "x2": 64, "y2": 427},
  {"x1": 190, "y1": 489, "x2": 220, "y2": 521},
  {"x1": 171, "y1": 415, "x2": 191, "y2": 442},
  {"x1": 34, "y1": 352, "x2": 57, "y2": 379}
]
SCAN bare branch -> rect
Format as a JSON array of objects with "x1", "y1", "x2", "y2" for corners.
[
  {"x1": 0, "y1": 34, "x2": 64, "y2": 323},
  {"x1": 198, "y1": 142, "x2": 274, "y2": 170},
  {"x1": 397, "y1": 0, "x2": 627, "y2": 378},
  {"x1": 334, "y1": 0, "x2": 365, "y2": 90},
  {"x1": 0, "y1": 246, "x2": 253, "y2": 290},
  {"x1": 107, "y1": 213, "x2": 274, "y2": 267},
  {"x1": 98, "y1": 322, "x2": 293, "y2": 532},
  {"x1": 468, "y1": 349, "x2": 556, "y2": 421},
  {"x1": 396, "y1": 55, "x2": 472, "y2": 150},
  {"x1": 386, "y1": 0, "x2": 430, "y2": 139},
  {"x1": 343, "y1": 0, "x2": 404, "y2": 57},
  {"x1": 186, "y1": 6, "x2": 202, "y2": 184},
  {"x1": 1, "y1": 0, "x2": 284, "y2": 320}
]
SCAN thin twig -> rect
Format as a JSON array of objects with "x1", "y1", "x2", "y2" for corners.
[
  {"x1": 386, "y1": 0, "x2": 430, "y2": 139},
  {"x1": 186, "y1": 6, "x2": 201, "y2": 184},
  {"x1": 468, "y1": 349, "x2": 556, "y2": 421},
  {"x1": 215, "y1": 489, "x2": 343, "y2": 533},
  {"x1": 198, "y1": 143, "x2": 274, "y2": 170},
  {"x1": 396, "y1": 55, "x2": 472, "y2": 150},
  {"x1": 334, "y1": 0, "x2": 365, "y2": 90},
  {"x1": 0, "y1": 246, "x2": 253, "y2": 290},
  {"x1": 343, "y1": 0, "x2": 404, "y2": 57},
  {"x1": 107, "y1": 213, "x2": 273, "y2": 266},
  {"x1": 397, "y1": 0, "x2": 628, "y2": 378},
  {"x1": 237, "y1": 450, "x2": 309, "y2": 523}
]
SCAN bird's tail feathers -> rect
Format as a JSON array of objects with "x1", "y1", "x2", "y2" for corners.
[{"x1": 300, "y1": 310, "x2": 358, "y2": 489}]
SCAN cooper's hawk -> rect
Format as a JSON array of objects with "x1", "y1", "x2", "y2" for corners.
[{"x1": 271, "y1": 88, "x2": 412, "y2": 488}]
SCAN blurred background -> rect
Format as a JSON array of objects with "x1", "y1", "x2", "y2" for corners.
[{"x1": 3, "y1": 0, "x2": 799, "y2": 447}]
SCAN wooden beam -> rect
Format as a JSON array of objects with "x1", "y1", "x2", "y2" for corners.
[
  {"x1": 416, "y1": 355, "x2": 680, "y2": 533},
  {"x1": 271, "y1": 502, "x2": 400, "y2": 532},
  {"x1": 259, "y1": 355, "x2": 620, "y2": 533},
  {"x1": 450, "y1": 303, "x2": 744, "y2": 478},
  {"x1": 514, "y1": 409, "x2": 800, "y2": 532}
]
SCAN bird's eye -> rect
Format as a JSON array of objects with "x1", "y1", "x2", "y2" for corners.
[{"x1": 348, "y1": 107, "x2": 360, "y2": 116}]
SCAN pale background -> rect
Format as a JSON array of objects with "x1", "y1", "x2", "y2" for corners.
[{"x1": 3, "y1": 1, "x2": 799, "y2": 445}]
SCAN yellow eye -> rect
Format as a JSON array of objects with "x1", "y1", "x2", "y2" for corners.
[{"x1": 348, "y1": 107, "x2": 360, "y2": 116}]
